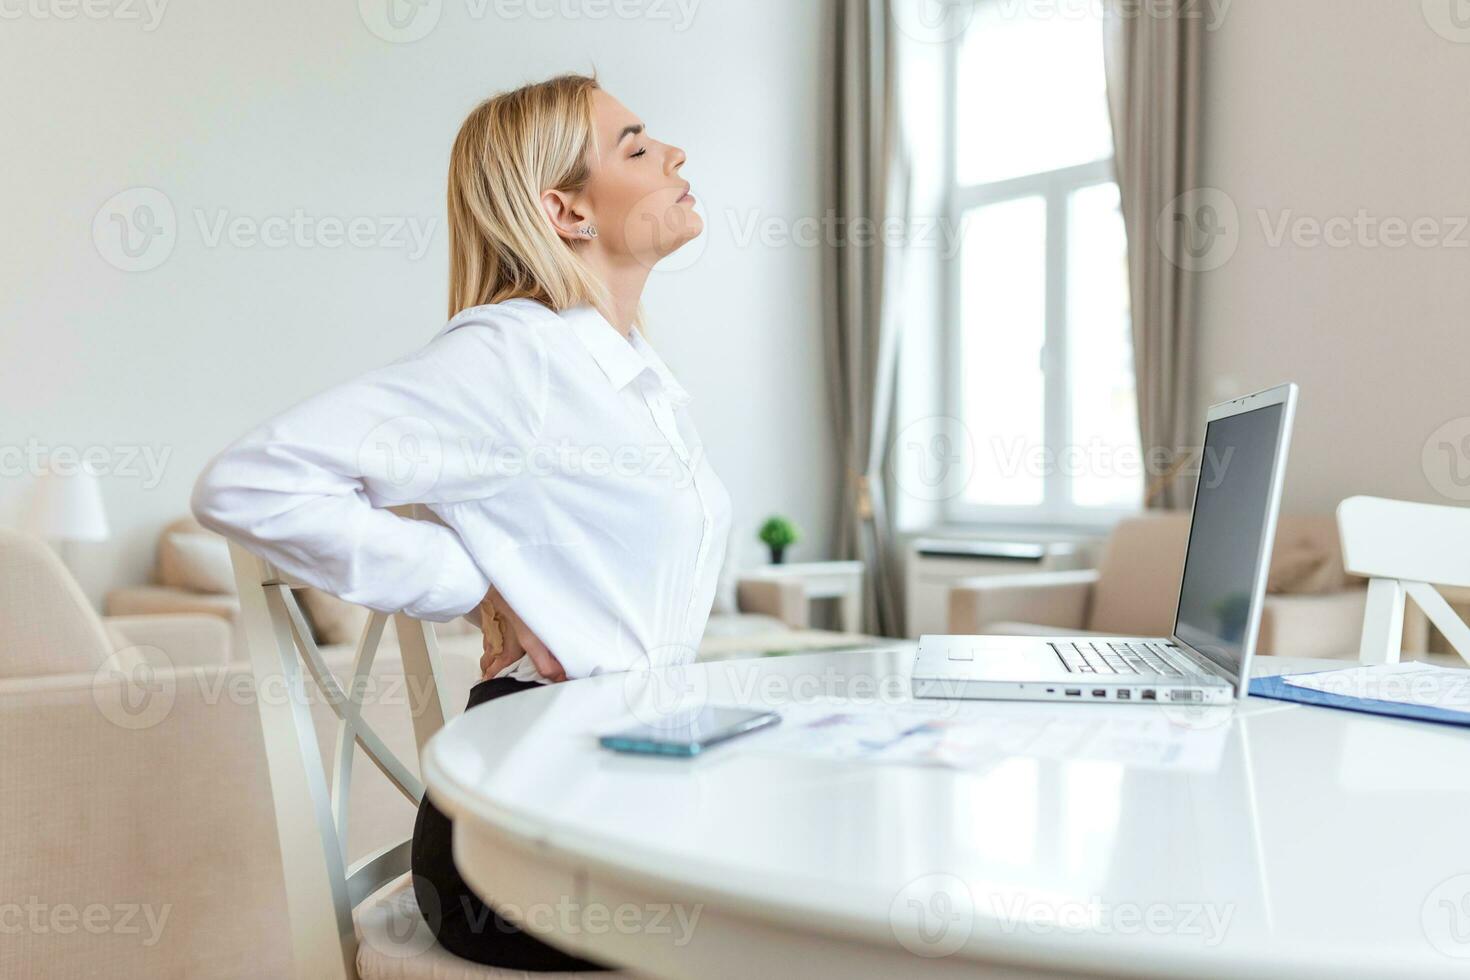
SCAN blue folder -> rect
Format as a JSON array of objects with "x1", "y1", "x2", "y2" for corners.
[{"x1": 1249, "y1": 673, "x2": 1470, "y2": 728}]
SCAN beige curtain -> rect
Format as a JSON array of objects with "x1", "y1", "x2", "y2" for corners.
[
  {"x1": 823, "y1": 0, "x2": 912, "y2": 636},
  {"x1": 1103, "y1": 2, "x2": 1204, "y2": 510}
]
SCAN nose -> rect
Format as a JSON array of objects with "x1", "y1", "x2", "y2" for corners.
[{"x1": 666, "y1": 143, "x2": 687, "y2": 175}]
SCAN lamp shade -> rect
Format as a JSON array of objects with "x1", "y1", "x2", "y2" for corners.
[{"x1": 22, "y1": 464, "x2": 111, "y2": 542}]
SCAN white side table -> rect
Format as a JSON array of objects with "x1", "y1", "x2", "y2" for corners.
[{"x1": 740, "y1": 560, "x2": 865, "y2": 633}]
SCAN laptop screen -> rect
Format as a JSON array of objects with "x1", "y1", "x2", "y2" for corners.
[{"x1": 1173, "y1": 402, "x2": 1285, "y2": 681}]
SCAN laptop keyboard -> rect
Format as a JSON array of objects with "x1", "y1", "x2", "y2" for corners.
[{"x1": 1052, "y1": 640, "x2": 1186, "y2": 677}]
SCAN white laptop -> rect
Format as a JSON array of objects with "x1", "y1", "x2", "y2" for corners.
[{"x1": 912, "y1": 383, "x2": 1298, "y2": 706}]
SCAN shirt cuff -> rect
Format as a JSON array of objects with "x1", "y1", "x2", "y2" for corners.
[{"x1": 416, "y1": 528, "x2": 492, "y2": 623}]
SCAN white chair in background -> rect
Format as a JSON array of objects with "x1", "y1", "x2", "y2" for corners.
[
  {"x1": 228, "y1": 504, "x2": 623, "y2": 979},
  {"x1": 1336, "y1": 495, "x2": 1470, "y2": 665}
]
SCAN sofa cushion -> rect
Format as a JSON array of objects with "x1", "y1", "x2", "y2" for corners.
[
  {"x1": 163, "y1": 531, "x2": 237, "y2": 595},
  {"x1": 156, "y1": 516, "x2": 213, "y2": 589},
  {"x1": 105, "y1": 584, "x2": 241, "y2": 621}
]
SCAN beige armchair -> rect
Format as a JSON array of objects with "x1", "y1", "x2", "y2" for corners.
[
  {"x1": 0, "y1": 524, "x2": 493, "y2": 978},
  {"x1": 948, "y1": 513, "x2": 1369, "y2": 660},
  {"x1": 1, "y1": 528, "x2": 231, "y2": 676}
]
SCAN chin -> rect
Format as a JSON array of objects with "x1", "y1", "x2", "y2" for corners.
[
  {"x1": 655, "y1": 222, "x2": 702, "y2": 257},
  {"x1": 660, "y1": 234, "x2": 699, "y2": 259}
]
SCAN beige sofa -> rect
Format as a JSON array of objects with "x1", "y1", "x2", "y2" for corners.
[
  {"x1": 948, "y1": 513, "x2": 1369, "y2": 660},
  {"x1": 105, "y1": 516, "x2": 887, "y2": 663}
]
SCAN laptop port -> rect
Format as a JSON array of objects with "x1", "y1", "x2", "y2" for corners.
[
  {"x1": 1092, "y1": 689, "x2": 1106, "y2": 698},
  {"x1": 1117, "y1": 690, "x2": 1131, "y2": 700},
  {"x1": 1065, "y1": 689, "x2": 1081, "y2": 697},
  {"x1": 1141, "y1": 690, "x2": 1157, "y2": 700}
]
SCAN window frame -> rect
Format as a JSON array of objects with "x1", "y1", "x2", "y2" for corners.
[{"x1": 940, "y1": 23, "x2": 1140, "y2": 531}]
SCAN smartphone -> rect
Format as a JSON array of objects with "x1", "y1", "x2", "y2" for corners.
[{"x1": 598, "y1": 706, "x2": 781, "y2": 757}]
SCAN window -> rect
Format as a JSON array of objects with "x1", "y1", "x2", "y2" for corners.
[{"x1": 945, "y1": 1, "x2": 1141, "y2": 525}]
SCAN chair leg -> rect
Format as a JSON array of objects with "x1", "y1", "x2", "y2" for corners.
[
  {"x1": 1358, "y1": 578, "x2": 1406, "y2": 665},
  {"x1": 231, "y1": 542, "x2": 357, "y2": 980}
]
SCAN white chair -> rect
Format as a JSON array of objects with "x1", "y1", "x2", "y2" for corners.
[
  {"x1": 228, "y1": 504, "x2": 624, "y2": 979},
  {"x1": 1337, "y1": 496, "x2": 1470, "y2": 665}
]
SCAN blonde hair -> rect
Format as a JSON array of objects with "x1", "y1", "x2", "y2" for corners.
[{"x1": 447, "y1": 71, "x2": 642, "y2": 331}]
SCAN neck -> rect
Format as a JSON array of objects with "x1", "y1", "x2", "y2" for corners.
[{"x1": 578, "y1": 247, "x2": 650, "y2": 338}]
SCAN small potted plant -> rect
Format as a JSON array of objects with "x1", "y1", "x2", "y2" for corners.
[{"x1": 758, "y1": 515, "x2": 799, "y2": 565}]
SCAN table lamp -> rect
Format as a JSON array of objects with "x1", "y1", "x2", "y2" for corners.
[{"x1": 21, "y1": 461, "x2": 111, "y2": 575}]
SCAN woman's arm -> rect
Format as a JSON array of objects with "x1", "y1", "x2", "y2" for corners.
[{"x1": 191, "y1": 312, "x2": 547, "y2": 623}]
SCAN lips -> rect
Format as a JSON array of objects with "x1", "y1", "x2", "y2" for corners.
[{"x1": 677, "y1": 184, "x2": 694, "y2": 204}]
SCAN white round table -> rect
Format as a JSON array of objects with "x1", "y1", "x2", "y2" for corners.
[{"x1": 422, "y1": 646, "x2": 1470, "y2": 979}]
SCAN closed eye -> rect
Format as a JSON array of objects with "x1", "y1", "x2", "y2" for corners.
[{"x1": 631, "y1": 147, "x2": 647, "y2": 158}]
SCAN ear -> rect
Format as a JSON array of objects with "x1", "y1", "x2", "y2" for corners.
[{"x1": 541, "y1": 188, "x2": 592, "y2": 244}]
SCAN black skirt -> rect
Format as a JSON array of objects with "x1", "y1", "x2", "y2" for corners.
[{"x1": 410, "y1": 676, "x2": 615, "y2": 972}]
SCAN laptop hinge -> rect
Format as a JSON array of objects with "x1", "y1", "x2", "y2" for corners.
[{"x1": 1169, "y1": 637, "x2": 1238, "y2": 686}]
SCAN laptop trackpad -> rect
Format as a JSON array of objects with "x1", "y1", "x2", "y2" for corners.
[{"x1": 944, "y1": 640, "x2": 1070, "y2": 680}]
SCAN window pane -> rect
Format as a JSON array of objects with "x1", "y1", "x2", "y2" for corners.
[
  {"x1": 956, "y1": 3, "x2": 1114, "y2": 186},
  {"x1": 961, "y1": 196, "x2": 1046, "y2": 507},
  {"x1": 1067, "y1": 182, "x2": 1142, "y2": 509}
]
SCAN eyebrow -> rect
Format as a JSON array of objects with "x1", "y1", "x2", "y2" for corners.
[{"x1": 615, "y1": 123, "x2": 644, "y2": 148}]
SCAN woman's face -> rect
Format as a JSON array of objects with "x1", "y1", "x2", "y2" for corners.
[{"x1": 551, "y1": 89, "x2": 701, "y2": 270}]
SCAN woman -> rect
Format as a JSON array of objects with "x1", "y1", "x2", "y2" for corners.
[{"x1": 191, "y1": 72, "x2": 730, "y2": 971}]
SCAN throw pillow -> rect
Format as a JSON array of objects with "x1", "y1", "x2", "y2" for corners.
[{"x1": 164, "y1": 532, "x2": 237, "y2": 595}]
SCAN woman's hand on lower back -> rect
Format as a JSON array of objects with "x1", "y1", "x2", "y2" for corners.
[{"x1": 477, "y1": 585, "x2": 566, "y2": 683}]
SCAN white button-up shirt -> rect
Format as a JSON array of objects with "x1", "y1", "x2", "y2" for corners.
[{"x1": 191, "y1": 297, "x2": 732, "y2": 684}]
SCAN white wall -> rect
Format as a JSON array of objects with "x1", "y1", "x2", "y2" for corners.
[
  {"x1": 1196, "y1": 0, "x2": 1470, "y2": 515},
  {"x1": 0, "y1": 0, "x2": 835, "y2": 607}
]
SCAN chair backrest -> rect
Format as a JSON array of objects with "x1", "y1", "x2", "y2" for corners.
[
  {"x1": 0, "y1": 528, "x2": 116, "y2": 679},
  {"x1": 227, "y1": 504, "x2": 456, "y2": 980},
  {"x1": 1337, "y1": 495, "x2": 1470, "y2": 665}
]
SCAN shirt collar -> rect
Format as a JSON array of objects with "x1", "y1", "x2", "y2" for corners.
[{"x1": 565, "y1": 303, "x2": 692, "y2": 407}]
